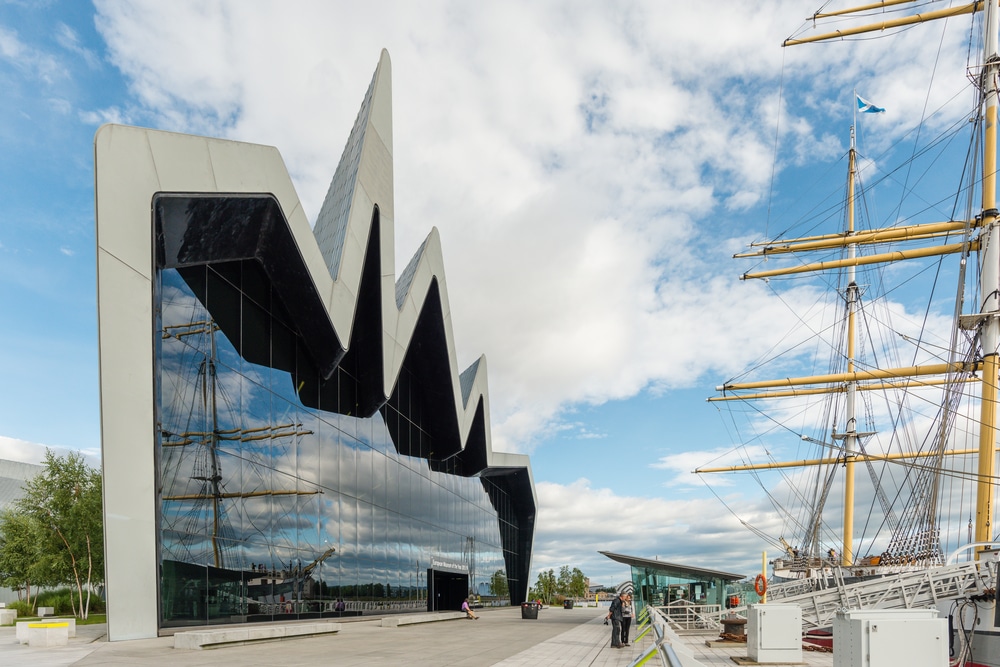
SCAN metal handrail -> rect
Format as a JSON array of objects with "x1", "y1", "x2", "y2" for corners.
[{"x1": 626, "y1": 606, "x2": 700, "y2": 667}]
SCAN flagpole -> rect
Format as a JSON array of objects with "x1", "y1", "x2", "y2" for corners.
[{"x1": 853, "y1": 87, "x2": 857, "y2": 131}]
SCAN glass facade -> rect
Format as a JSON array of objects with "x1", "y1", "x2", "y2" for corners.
[
  {"x1": 154, "y1": 196, "x2": 528, "y2": 628},
  {"x1": 602, "y1": 551, "x2": 743, "y2": 615},
  {"x1": 631, "y1": 567, "x2": 726, "y2": 608}
]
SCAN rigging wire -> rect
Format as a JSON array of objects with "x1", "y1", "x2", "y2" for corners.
[
  {"x1": 764, "y1": 48, "x2": 787, "y2": 241},
  {"x1": 710, "y1": 3, "x2": 993, "y2": 561},
  {"x1": 698, "y1": 475, "x2": 784, "y2": 550}
]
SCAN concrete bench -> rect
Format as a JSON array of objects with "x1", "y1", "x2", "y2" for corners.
[
  {"x1": 173, "y1": 622, "x2": 340, "y2": 650},
  {"x1": 37, "y1": 606, "x2": 54, "y2": 617},
  {"x1": 380, "y1": 611, "x2": 468, "y2": 627},
  {"x1": 0, "y1": 609, "x2": 16, "y2": 626},
  {"x1": 27, "y1": 622, "x2": 69, "y2": 647},
  {"x1": 17, "y1": 617, "x2": 76, "y2": 643}
]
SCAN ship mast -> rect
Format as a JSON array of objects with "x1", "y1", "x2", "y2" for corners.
[
  {"x1": 700, "y1": 0, "x2": 1000, "y2": 563},
  {"x1": 842, "y1": 125, "x2": 859, "y2": 566},
  {"x1": 975, "y1": 0, "x2": 1000, "y2": 549}
]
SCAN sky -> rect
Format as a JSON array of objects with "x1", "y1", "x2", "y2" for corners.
[{"x1": 0, "y1": 0, "x2": 987, "y2": 587}]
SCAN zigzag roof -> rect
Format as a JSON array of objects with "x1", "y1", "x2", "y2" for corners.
[
  {"x1": 96, "y1": 49, "x2": 532, "y2": 485},
  {"x1": 96, "y1": 50, "x2": 535, "y2": 639}
]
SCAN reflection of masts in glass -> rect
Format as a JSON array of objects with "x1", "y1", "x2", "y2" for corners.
[
  {"x1": 161, "y1": 320, "x2": 318, "y2": 569},
  {"x1": 463, "y1": 536, "x2": 476, "y2": 594}
]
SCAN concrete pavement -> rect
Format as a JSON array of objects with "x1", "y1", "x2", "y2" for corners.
[{"x1": 0, "y1": 605, "x2": 652, "y2": 666}]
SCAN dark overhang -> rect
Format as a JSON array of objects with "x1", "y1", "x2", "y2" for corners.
[{"x1": 600, "y1": 550, "x2": 745, "y2": 582}]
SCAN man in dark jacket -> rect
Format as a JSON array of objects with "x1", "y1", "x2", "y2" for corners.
[{"x1": 606, "y1": 592, "x2": 624, "y2": 648}]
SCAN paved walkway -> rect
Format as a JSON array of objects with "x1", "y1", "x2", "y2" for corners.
[{"x1": 0, "y1": 606, "x2": 651, "y2": 666}]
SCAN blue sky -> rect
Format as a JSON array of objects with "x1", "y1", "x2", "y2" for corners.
[{"x1": 0, "y1": 0, "x2": 985, "y2": 586}]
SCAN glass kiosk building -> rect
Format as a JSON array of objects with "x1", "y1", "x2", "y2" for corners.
[{"x1": 600, "y1": 551, "x2": 744, "y2": 609}]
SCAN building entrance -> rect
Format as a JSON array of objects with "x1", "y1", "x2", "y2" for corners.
[{"x1": 428, "y1": 569, "x2": 468, "y2": 612}]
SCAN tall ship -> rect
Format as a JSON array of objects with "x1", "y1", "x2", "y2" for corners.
[{"x1": 698, "y1": 2, "x2": 1000, "y2": 662}]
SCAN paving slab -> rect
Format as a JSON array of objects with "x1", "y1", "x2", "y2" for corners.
[{"x1": 0, "y1": 605, "x2": 634, "y2": 667}]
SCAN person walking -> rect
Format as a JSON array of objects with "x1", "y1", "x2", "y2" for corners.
[
  {"x1": 462, "y1": 597, "x2": 479, "y2": 619},
  {"x1": 606, "y1": 592, "x2": 625, "y2": 648},
  {"x1": 620, "y1": 594, "x2": 633, "y2": 646}
]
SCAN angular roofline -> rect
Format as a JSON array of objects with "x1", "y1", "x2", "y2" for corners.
[
  {"x1": 599, "y1": 550, "x2": 746, "y2": 581},
  {"x1": 96, "y1": 49, "x2": 535, "y2": 640}
]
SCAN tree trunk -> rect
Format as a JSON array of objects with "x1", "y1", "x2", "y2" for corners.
[{"x1": 83, "y1": 535, "x2": 93, "y2": 620}]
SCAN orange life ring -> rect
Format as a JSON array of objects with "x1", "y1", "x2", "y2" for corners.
[{"x1": 754, "y1": 574, "x2": 768, "y2": 596}]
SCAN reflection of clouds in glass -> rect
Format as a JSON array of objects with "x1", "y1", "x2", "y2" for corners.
[{"x1": 157, "y1": 264, "x2": 520, "y2": 616}]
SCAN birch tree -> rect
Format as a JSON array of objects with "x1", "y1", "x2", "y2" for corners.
[{"x1": 15, "y1": 451, "x2": 103, "y2": 619}]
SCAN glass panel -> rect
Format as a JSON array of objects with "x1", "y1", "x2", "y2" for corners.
[
  {"x1": 297, "y1": 492, "x2": 320, "y2": 552},
  {"x1": 298, "y1": 408, "x2": 320, "y2": 486},
  {"x1": 339, "y1": 439, "x2": 357, "y2": 500},
  {"x1": 372, "y1": 449, "x2": 386, "y2": 509},
  {"x1": 356, "y1": 443, "x2": 373, "y2": 503},
  {"x1": 161, "y1": 556, "x2": 208, "y2": 625},
  {"x1": 271, "y1": 488, "x2": 297, "y2": 550},
  {"x1": 155, "y1": 241, "x2": 520, "y2": 628}
]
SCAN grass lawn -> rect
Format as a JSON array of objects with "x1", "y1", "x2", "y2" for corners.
[{"x1": 10, "y1": 613, "x2": 106, "y2": 625}]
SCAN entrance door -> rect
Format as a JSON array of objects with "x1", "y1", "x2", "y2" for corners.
[{"x1": 428, "y1": 569, "x2": 468, "y2": 612}]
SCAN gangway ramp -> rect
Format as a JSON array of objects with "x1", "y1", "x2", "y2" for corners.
[{"x1": 763, "y1": 562, "x2": 987, "y2": 630}]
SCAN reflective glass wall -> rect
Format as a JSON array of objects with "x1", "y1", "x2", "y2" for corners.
[
  {"x1": 631, "y1": 567, "x2": 726, "y2": 609},
  {"x1": 155, "y1": 259, "x2": 517, "y2": 627}
]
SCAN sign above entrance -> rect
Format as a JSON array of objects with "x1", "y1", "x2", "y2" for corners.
[{"x1": 431, "y1": 558, "x2": 469, "y2": 573}]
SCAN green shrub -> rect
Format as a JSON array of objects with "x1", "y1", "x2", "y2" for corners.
[
  {"x1": 36, "y1": 589, "x2": 74, "y2": 615},
  {"x1": 31, "y1": 587, "x2": 104, "y2": 616},
  {"x1": 87, "y1": 595, "x2": 105, "y2": 613},
  {"x1": 8, "y1": 599, "x2": 33, "y2": 616}
]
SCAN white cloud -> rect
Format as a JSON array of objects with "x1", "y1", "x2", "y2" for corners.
[
  {"x1": 55, "y1": 22, "x2": 101, "y2": 69},
  {"x1": 79, "y1": 105, "x2": 130, "y2": 125},
  {"x1": 0, "y1": 24, "x2": 26, "y2": 59},
  {"x1": 651, "y1": 445, "x2": 773, "y2": 487},
  {"x1": 0, "y1": 24, "x2": 62, "y2": 84},
  {"x1": 533, "y1": 478, "x2": 783, "y2": 583},
  {"x1": 0, "y1": 435, "x2": 100, "y2": 468}
]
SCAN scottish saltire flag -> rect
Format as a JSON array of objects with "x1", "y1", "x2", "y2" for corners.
[{"x1": 856, "y1": 94, "x2": 885, "y2": 114}]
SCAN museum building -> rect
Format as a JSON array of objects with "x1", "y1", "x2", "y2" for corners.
[{"x1": 96, "y1": 50, "x2": 536, "y2": 640}]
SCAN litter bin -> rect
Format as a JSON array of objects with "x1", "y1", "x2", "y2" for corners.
[
  {"x1": 521, "y1": 602, "x2": 538, "y2": 619},
  {"x1": 563, "y1": 599, "x2": 574, "y2": 609}
]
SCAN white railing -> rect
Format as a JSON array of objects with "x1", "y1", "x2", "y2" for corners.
[
  {"x1": 768, "y1": 561, "x2": 988, "y2": 630},
  {"x1": 659, "y1": 600, "x2": 723, "y2": 630}
]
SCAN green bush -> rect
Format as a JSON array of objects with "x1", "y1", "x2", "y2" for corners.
[
  {"x1": 36, "y1": 589, "x2": 74, "y2": 615},
  {"x1": 31, "y1": 587, "x2": 105, "y2": 616},
  {"x1": 87, "y1": 595, "x2": 106, "y2": 613},
  {"x1": 8, "y1": 599, "x2": 33, "y2": 616}
]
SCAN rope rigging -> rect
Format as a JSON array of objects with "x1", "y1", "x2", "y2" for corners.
[{"x1": 703, "y1": 5, "x2": 993, "y2": 572}]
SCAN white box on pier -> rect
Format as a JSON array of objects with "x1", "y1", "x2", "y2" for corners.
[
  {"x1": 833, "y1": 608, "x2": 945, "y2": 667},
  {"x1": 747, "y1": 603, "x2": 802, "y2": 663}
]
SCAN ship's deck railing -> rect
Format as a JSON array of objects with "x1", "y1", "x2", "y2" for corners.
[{"x1": 769, "y1": 561, "x2": 988, "y2": 630}]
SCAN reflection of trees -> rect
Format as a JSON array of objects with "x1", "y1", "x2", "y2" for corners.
[{"x1": 490, "y1": 569, "x2": 509, "y2": 598}]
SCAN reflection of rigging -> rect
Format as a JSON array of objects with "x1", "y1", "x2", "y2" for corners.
[
  {"x1": 160, "y1": 320, "x2": 318, "y2": 569},
  {"x1": 463, "y1": 536, "x2": 476, "y2": 595}
]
